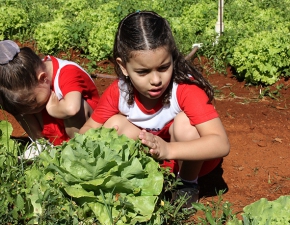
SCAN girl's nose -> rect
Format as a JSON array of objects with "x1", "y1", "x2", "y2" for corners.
[{"x1": 150, "y1": 72, "x2": 162, "y2": 86}]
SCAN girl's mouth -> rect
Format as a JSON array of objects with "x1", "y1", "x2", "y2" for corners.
[{"x1": 148, "y1": 88, "x2": 162, "y2": 97}]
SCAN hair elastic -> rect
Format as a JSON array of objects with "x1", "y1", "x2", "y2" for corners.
[{"x1": 0, "y1": 40, "x2": 20, "y2": 65}]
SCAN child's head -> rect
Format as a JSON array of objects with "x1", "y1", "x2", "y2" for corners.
[
  {"x1": 113, "y1": 11, "x2": 214, "y2": 105},
  {"x1": 113, "y1": 11, "x2": 177, "y2": 79},
  {"x1": 0, "y1": 40, "x2": 47, "y2": 115},
  {"x1": 113, "y1": 11, "x2": 178, "y2": 105}
]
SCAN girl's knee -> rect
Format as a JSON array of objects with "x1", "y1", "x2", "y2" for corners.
[
  {"x1": 170, "y1": 112, "x2": 200, "y2": 141},
  {"x1": 104, "y1": 114, "x2": 141, "y2": 139},
  {"x1": 104, "y1": 114, "x2": 127, "y2": 128}
]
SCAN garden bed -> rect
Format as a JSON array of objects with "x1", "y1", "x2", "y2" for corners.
[{"x1": 1, "y1": 47, "x2": 290, "y2": 221}]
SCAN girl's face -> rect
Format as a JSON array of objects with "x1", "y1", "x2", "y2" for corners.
[
  {"x1": 118, "y1": 47, "x2": 173, "y2": 107},
  {"x1": 29, "y1": 80, "x2": 51, "y2": 114}
]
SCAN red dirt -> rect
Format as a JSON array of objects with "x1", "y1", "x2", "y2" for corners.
[{"x1": 1, "y1": 46, "x2": 290, "y2": 220}]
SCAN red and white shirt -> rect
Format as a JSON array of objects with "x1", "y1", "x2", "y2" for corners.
[
  {"x1": 91, "y1": 79, "x2": 218, "y2": 138},
  {"x1": 91, "y1": 79, "x2": 221, "y2": 176},
  {"x1": 46, "y1": 56, "x2": 99, "y2": 109},
  {"x1": 41, "y1": 56, "x2": 100, "y2": 145}
]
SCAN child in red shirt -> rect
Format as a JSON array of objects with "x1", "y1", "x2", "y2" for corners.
[
  {"x1": 0, "y1": 40, "x2": 100, "y2": 158},
  {"x1": 80, "y1": 11, "x2": 230, "y2": 207}
]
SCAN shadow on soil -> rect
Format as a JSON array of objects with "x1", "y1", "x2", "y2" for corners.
[{"x1": 199, "y1": 159, "x2": 228, "y2": 198}]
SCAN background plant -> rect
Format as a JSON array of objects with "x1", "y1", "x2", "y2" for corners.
[{"x1": 2, "y1": 0, "x2": 290, "y2": 85}]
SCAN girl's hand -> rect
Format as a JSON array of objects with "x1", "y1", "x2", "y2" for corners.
[
  {"x1": 138, "y1": 129, "x2": 169, "y2": 160},
  {"x1": 46, "y1": 91, "x2": 59, "y2": 116}
]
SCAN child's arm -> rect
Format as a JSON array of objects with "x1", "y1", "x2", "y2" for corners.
[
  {"x1": 139, "y1": 117, "x2": 230, "y2": 160},
  {"x1": 79, "y1": 117, "x2": 103, "y2": 134},
  {"x1": 46, "y1": 91, "x2": 82, "y2": 119}
]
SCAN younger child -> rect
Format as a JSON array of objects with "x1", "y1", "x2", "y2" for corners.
[
  {"x1": 80, "y1": 11, "x2": 230, "y2": 206},
  {"x1": 0, "y1": 40, "x2": 100, "y2": 158}
]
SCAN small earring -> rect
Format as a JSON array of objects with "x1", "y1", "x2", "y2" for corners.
[{"x1": 125, "y1": 76, "x2": 129, "y2": 80}]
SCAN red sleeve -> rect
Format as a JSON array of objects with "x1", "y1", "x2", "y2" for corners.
[
  {"x1": 58, "y1": 66, "x2": 90, "y2": 94},
  {"x1": 91, "y1": 80, "x2": 120, "y2": 124},
  {"x1": 57, "y1": 65, "x2": 100, "y2": 109},
  {"x1": 177, "y1": 83, "x2": 219, "y2": 125}
]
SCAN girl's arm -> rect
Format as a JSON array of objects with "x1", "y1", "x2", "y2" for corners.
[
  {"x1": 79, "y1": 80, "x2": 121, "y2": 134},
  {"x1": 139, "y1": 117, "x2": 230, "y2": 161},
  {"x1": 46, "y1": 91, "x2": 82, "y2": 119},
  {"x1": 79, "y1": 117, "x2": 103, "y2": 134}
]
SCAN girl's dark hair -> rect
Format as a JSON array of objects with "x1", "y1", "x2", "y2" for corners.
[
  {"x1": 0, "y1": 47, "x2": 43, "y2": 115},
  {"x1": 113, "y1": 11, "x2": 214, "y2": 105}
]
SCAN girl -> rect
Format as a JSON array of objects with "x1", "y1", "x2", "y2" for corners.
[
  {"x1": 0, "y1": 40, "x2": 100, "y2": 159},
  {"x1": 80, "y1": 11, "x2": 230, "y2": 206}
]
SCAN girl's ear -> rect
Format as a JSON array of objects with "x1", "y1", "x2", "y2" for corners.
[
  {"x1": 116, "y1": 57, "x2": 128, "y2": 76},
  {"x1": 37, "y1": 72, "x2": 48, "y2": 84}
]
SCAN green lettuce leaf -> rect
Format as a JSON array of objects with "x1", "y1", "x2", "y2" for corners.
[{"x1": 26, "y1": 127, "x2": 163, "y2": 224}]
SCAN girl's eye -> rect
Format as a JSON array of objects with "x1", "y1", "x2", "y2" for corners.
[
  {"x1": 136, "y1": 70, "x2": 149, "y2": 75},
  {"x1": 158, "y1": 65, "x2": 170, "y2": 72}
]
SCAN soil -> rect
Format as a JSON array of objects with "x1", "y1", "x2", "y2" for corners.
[{"x1": 1, "y1": 44, "x2": 290, "y2": 221}]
